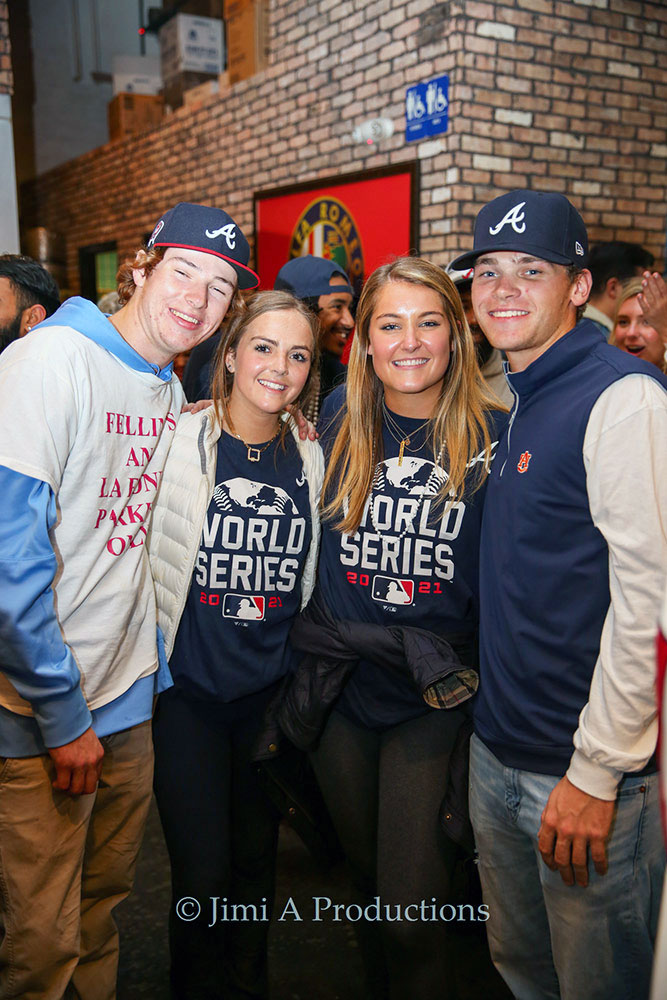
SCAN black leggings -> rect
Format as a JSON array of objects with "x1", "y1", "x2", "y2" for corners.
[
  {"x1": 153, "y1": 685, "x2": 280, "y2": 1000},
  {"x1": 310, "y1": 707, "x2": 463, "y2": 1000}
]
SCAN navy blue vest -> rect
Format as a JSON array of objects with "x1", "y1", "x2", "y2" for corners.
[{"x1": 475, "y1": 320, "x2": 667, "y2": 775}]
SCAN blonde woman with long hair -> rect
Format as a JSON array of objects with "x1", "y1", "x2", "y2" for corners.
[{"x1": 281, "y1": 257, "x2": 508, "y2": 998}]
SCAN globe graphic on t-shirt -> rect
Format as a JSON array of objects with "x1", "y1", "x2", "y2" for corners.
[
  {"x1": 372, "y1": 456, "x2": 448, "y2": 496},
  {"x1": 212, "y1": 478, "x2": 298, "y2": 516}
]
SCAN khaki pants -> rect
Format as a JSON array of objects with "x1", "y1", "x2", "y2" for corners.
[{"x1": 0, "y1": 721, "x2": 153, "y2": 1000}]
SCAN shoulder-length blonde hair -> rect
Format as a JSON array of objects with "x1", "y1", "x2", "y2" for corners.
[
  {"x1": 210, "y1": 290, "x2": 321, "y2": 443},
  {"x1": 322, "y1": 256, "x2": 502, "y2": 534}
]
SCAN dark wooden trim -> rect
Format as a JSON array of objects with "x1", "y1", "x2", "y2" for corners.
[{"x1": 78, "y1": 241, "x2": 117, "y2": 303}]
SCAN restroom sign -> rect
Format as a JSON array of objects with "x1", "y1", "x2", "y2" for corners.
[{"x1": 405, "y1": 74, "x2": 449, "y2": 143}]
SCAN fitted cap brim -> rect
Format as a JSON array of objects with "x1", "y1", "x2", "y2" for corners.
[
  {"x1": 451, "y1": 241, "x2": 578, "y2": 272},
  {"x1": 151, "y1": 239, "x2": 260, "y2": 289}
]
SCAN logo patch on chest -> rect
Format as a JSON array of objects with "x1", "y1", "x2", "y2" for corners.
[
  {"x1": 371, "y1": 576, "x2": 414, "y2": 606},
  {"x1": 223, "y1": 594, "x2": 265, "y2": 620},
  {"x1": 517, "y1": 451, "x2": 532, "y2": 474}
]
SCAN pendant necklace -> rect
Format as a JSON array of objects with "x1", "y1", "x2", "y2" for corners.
[
  {"x1": 369, "y1": 439, "x2": 446, "y2": 541},
  {"x1": 225, "y1": 413, "x2": 281, "y2": 462},
  {"x1": 381, "y1": 399, "x2": 431, "y2": 467}
]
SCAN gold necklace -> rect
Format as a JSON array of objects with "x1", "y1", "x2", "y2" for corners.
[
  {"x1": 225, "y1": 413, "x2": 281, "y2": 462},
  {"x1": 382, "y1": 400, "x2": 431, "y2": 467},
  {"x1": 368, "y1": 443, "x2": 445, "y2": 540}
]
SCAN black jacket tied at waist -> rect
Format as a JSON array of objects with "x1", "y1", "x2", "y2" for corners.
[{"x1": 275, "y1": 589, "x2": 479, "y2": 753}]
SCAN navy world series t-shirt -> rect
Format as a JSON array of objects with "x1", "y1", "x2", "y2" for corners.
[
  {"x1": 316, "y1": 386, "x2": 504, "y2": 728},
  {"x1": 169, "y1": 430, "x2": 312, "y2": 702}
]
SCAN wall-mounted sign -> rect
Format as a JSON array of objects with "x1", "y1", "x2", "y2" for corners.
[
  {"x1": 405, "y1": 74, "x2": 449, "y2": 143},
  {"x1": 254, "y1": 164, "x2": 419, "y2": 295}
]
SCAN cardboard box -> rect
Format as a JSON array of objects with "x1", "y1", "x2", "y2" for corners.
[
  {"x1": 180, "y1": 0, "x2": 223, "y2": 15},
  {"x1": 183, "y1": 78, "x2": 220, "y2": 107},
  {"x1": 159, "y1": 13, "x2": 224, "y2": 82},
  {"x1": 225, "y1": 0, "x2": 268, "y2": 84},
  {"x1": 108, "y1": 94, "x2": 164, "y2": 142},
  {"x1": 162, "y1": 71, "x2": 219, "y2": 110},
  {"x1": 112, "y1": 55, "x2": 161, "y2": 96}
]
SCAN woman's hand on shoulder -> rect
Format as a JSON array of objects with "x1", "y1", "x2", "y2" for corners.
[{"x1": 181, "y1": 398, "x2": 213, "y2": 414}]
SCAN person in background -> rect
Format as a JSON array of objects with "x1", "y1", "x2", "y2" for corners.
[
  {"x1": 638, "y1": 269, "x2": 667, "y2": 369},
  {"x1": 281, "y1": 257, "x2": 505, "y2": 999},
  {"x1": 180, "y1": 324, "x2": 222, "y2": 400},
  {"x1": 97, "y1": 289, "x2": 122, "y2": 315},
  {"x1": 274, "y1": 255, "x2": 355, "y2": 421},
  {"x1": 182, "y1": 256, "x2": 355, "y2": 410},
  {"x1": 0, "y1": 201, "x2": 257, "y2": 999},
  {"x1": 610, "y1": 278, "x2": 667, "y2": 371},
  {"x1": 172, "y1": 349, "x2": 191, "y2": 382},
  {"x1": 446, "y1": 260, "x2": 513, "y2": 407},
  {"x1": 583, "y1": 240, "x2": 654, "y2": 335},
  {"x1": 0, "y1": 252, "x2": 60, "y2": 353},
  {"x1": 149, "y1": 291, "x2": 324, "y2": 1000},
  {"x1": 453, "y1": 189, "x2": 667, "y2": 1000}
]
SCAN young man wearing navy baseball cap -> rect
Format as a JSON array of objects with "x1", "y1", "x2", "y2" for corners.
[
  {"x1": 0, "y1": 202, "x2": 258, "y2": 999},
  {"x1": 455, "y1": 190, "x2": 667, "y2": 1000}
]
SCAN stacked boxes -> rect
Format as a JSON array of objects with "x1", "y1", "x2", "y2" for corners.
[
  {"x1": 225, "y1": 0, "x2": 268, "y2": 85},
  {"x1": 160, "y1": 13, "x2": 225, "y2": 108},
  {"x1": 111, "y1": 56, "x2": 162, "y2": 97},
  {"x1": 107, "y1": 93, "x2": 164, "y2": 141}
]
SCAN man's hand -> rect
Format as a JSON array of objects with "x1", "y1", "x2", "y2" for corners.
[
  {"x1": 48, "y1": 727, "x2": 104, "y2": 796},
  {"x1": 286, "y1": 404, "x2": 318, "y2": 441},
  {"x1": 637, "y1": 271, "x2": 667, "y2": 347},
  {"x1": 537, "y1": 776, "x2": 615, "y2": 887}
]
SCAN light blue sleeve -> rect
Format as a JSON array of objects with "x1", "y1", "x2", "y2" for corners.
[{"x1": 0, "y1": 465, "x2": 91, "y2": 747}]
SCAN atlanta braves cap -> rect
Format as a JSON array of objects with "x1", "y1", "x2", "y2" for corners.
[
  {"x1": 146, "y1": 202, "x2": 259, "y2": 289},
  {"x1": 274, "y1": 255, "x2": 354, "y2": 300},
  {"x1": 451, "y1": 190, "x2": 589, "y2": 271}
]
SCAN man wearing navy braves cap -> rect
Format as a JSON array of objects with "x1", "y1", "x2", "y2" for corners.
[
  {"x1": 457, "y1": 190, "x2": 667, "y2": 1000},
  {"x1": 275, "y1": 255, "x2": 355, "y2": 420},
  {"x1": 446, "y1": 259, "x2": 513, "y2": 407},
  {"x1": 0, "y1": 202, "x2": 257, "y2": 998}
]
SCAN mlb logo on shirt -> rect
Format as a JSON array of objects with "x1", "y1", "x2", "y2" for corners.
[
  {"x1": 223, "y1": 594, "x2": 265, "y2": 621},
  {"x1": 372, "y1": 576, "x2": 414, "y2": 606}
]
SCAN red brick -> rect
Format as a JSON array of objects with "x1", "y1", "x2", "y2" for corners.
[{"x1": 13, "y1": 0, "x2": 666, "y2": 291}]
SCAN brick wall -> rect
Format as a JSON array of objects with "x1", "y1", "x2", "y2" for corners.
[
  {"x1": 20, "y1": 0, "x2": 667, "y2": 291},
  {"x1": 0, "y1": 0, "x2": 12, "y2": 94}
]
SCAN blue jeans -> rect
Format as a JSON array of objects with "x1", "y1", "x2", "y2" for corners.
[{"x1": 469, "y1": 734, "x2": 665, "y2": 1000}]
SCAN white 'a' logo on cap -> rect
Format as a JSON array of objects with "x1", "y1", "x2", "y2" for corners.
[
  {"x1": 205, "y1": 223, "x2": 237, "y2": 249},
  {"x1": 489, "y1": 201, "x2": 527, "y2": 236},
  {"x1": 575, "y1": 241, "x2": 584, "y2": 256}
]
